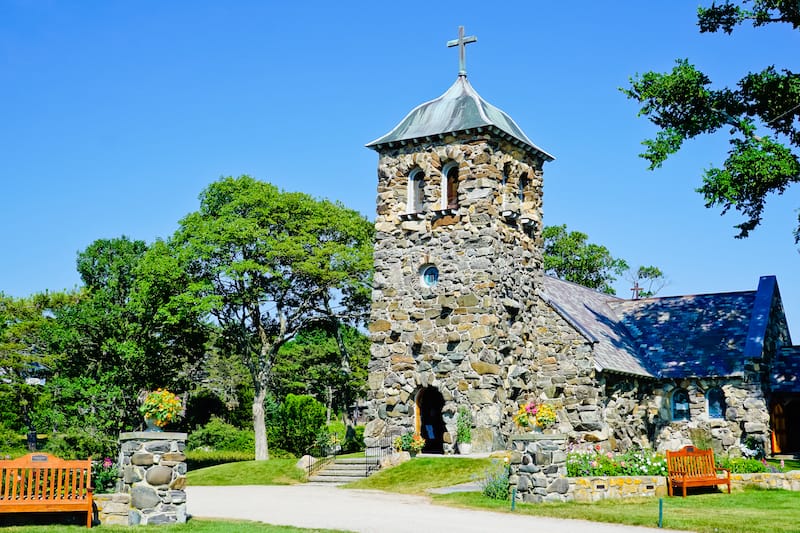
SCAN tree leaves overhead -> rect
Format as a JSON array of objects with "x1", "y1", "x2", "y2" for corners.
[
  {"x1": 623, "y1": 2, "x2": 800, "y2": 242},
  {"x1": 542, "y1": 225, "x2": 629, "y2": 295}
]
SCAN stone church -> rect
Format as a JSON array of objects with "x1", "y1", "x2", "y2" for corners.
[{"x1": 363, "y1": 28, "x2": 800, "y2": 458}]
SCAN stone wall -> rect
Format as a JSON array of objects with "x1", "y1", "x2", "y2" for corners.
[
  {"x1": 509, "y1": 433, "x2": 569, "y2": 503},
  {"x1": 570, "y1": 476, "x2": 668, "y2": 502},
  {"x1": 603, "y1": 374, "x2": 769, "y2": 456},
  {"x1": 118, "y1": 431, "x2": 187, "y2": 525},
  {"x1": 94, "y1": 493, "x2": 131, "y2": 526},
  {"x1": 365, "y1": 134, "x2": 605, "y2": 453},
  {"x1": 731, "y1": 471, "x2": 800, "y2": 491}
]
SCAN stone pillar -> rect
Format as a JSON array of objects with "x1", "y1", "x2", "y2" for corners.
[
  {"x1": 118, "y1": 431, "x2": 188, "y2": 525},
  {"x1": 509, "y1": 433, "x2": 569, "y2": 503}
]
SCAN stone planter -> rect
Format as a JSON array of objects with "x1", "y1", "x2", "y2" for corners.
[{"x1": 458, "y1": 442, "x2": 472, "y2": 455}]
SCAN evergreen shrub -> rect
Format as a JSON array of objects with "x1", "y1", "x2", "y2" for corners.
[
  {"x1": 187, "y1": 417, "x2": 255, "y2": 452},
  {"x1": 270, "y1": 394, "x2": 326, "y2": 456}
]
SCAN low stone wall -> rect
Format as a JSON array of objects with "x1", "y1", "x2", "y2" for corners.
[
  {"x1": 570, "y1": 476, "x2": 667, "y2": 502},
  {"x1": 509, "y1": 433, "x2": 569, "y2": 503},
  {"x1": 118, "y1": 431, "x2": 188, "y2": 525},
  {"x1": 94, "y1": 493, "x2": 131, "y2": 526},
  {"x1": 731, "y1": 471, "x2": 800, "y2": 491}
]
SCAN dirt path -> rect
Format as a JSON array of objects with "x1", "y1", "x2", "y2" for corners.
[{"x1": 187, "y1": 485, "x2": 681, "y2": 533}]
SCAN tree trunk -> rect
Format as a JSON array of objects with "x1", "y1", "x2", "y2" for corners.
[{"x1": 253, "y1": 385, "x2": 269, "y2": 461}]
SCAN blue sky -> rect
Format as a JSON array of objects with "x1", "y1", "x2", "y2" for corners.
[{"x1": 1, "y1": 1, "x2": 798, "y2": 337}]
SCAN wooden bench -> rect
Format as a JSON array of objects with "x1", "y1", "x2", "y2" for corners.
[
  {"x1": 0, "y1": 453, "x2": 93, "y2": 528},
  {"x1": 666, "y1": 445, "x2": 730, "y2": 497}
]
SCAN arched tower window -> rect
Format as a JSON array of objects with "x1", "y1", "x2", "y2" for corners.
[
  {"x1": 518, "y1": 172, "x2": 529, "y2": 203},
  {"x1": 672, "y1": 388, "x2": 690, "y2": 421},
  {"x1": 408, "y1": 170, "x2": 425, "y2": 214},
  {"x1": 707, "y1": 387, "x2": 726, "y2": 419},
  {"x1": 443, "y1": 164, "x2": 459, "y2": 209}
]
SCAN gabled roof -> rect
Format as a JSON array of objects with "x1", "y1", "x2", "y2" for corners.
[
  {"x1": 541, "y1": 276, "x2": 653, "y2": 377},
  {"x1": 366, "y1": 76, "x2": 554, "y2": 161},
  {"x1": 541, "y1": 275, "x2": 785, "y2": 379}
]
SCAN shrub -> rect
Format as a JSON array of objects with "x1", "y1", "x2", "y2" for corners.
[
  {"x1": 188, "y1": 417, "x2": 255, "y2": 452},
  {"x1": 456, "y1": 407, "x2": 472, "y2": 444},
  {"x1": 717, "y1": 456, "x2": 769, "y2": 473},
  {"x1": 0, "y1": 425, "x2": 25, "y2": 456},
  {"x1": 269, "y1": 394, "x2": 326, "y2": 456},
  {"x1": 479, "y1": 460, "x2": 509, "y2": 500},
  {"x1": 185, "y1": 449, "x2": 255, "y2": 470},
  {"x1": 92, "y1": 457, "x2": 119, "y2": 494},
  {"x1": 567, "y1": 446, "x2": 667, "y2": 477},
  {"x1": 43, "y1": 427, "x2": 116, "y2": 459}
]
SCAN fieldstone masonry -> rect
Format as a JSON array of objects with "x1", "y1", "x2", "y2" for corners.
[
  {"x1": 118, "y1": 431, "x2": 187, "y2": 525},
  {"x1": 509, "y1": 433, "x2": 569, "y2": 503}
]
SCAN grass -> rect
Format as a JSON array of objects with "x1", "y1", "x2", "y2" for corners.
[
  {"x1": 345, "y1": 456, "x2": 492, "y2": 494},
  {"x1": 0, "y1": 518, "x2": 347, "y2": 532},
  {"x1": 767, "y1": 457, "x2": 800, "y2": 471},
  {"x1": 186, "y1": 459, "x2": 306, "y2": 486},
  {"x1": 433, "y1": 488, "x2": 800, "y2": 533}
]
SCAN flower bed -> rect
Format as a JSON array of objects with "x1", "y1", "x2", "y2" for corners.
[{"x1": 567, "y1": 446, "x2": 667, "y2": 477}]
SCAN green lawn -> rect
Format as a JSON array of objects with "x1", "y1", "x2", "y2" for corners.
[
  {"x1": 1, "y1": 518, "x2": 346, "y2": 532},
  {"x1": 434, "y1": 489, "x2": 800, "y2": 533},
  {"x1": 345, "y1": 456, "x2": 492, "y2": 493},
  {"x1": 186, "y1": 459, "x2": 306, "y2": 486}
]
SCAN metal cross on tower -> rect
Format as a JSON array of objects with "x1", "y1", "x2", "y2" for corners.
[{"x1": 447, "y1": 26, "x2": 477, "y2": 77}]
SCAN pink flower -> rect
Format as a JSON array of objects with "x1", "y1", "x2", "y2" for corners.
[
  {"x1": 620, "y1": 461, "x2": 626, "y2": 467},
  {"x1": 595, "y1": 444, "x2": 602, "y2": 452},
  {"x1": 102, "y1": 457, "x2": 113, "y2": 468},
  {"x1": 781, "y1": 460, "x2": 785, "y2": 469},
  {"x1": 591, "y1": 461, "x2": 598, "y2": 468},
  {"x1": 606, "y1": 452, "x2": 613, "y2": 459}
]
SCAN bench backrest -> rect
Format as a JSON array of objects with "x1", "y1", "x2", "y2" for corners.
[
  {"x1": 666, "y1": 446, "x2": 716, "y2": 476},
  {"x1": 0, "y1": 453, "x2": 91, "y2": 502}
]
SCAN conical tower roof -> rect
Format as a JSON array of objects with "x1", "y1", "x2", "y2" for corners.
[{"x1": 367, "y1": 75, "x2": 554, "y2": 161}]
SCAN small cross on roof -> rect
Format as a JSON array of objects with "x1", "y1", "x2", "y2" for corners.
[{"x1": 447, "y1": 26, "x2": 477, "y2": 77}]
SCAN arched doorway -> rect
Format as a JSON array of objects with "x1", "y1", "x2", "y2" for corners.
[
  {"x1": 771, "y1": 395, "x2": 800, "y2": 454},
  {"x1": 417, "y1": 387, "x2": 445, "y2": 454}
]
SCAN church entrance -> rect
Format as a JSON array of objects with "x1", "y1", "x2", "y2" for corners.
[
  {"x1": 771, "y1": 395, "x2": 800, "y2": 454},
  {"x1": 416, "y1": 387, "x2": 445, "y2": 454}
]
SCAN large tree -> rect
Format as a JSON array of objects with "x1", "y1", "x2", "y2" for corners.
[
  {"x1": 543, "y1": 224, "x2": 629, "y2": 294},
  {"x1": 623, "y1": 1, "x2": 800, "y2": 242},
  {"x1": 171, "y1": 176, "x2": 373, "y2": 460}
]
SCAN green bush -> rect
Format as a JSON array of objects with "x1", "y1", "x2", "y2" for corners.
[
  {"x1": 717, "y1": 456, "x2": 769, "y2": 473},
  {"x1": 187, "y1": 417, "x2": 255, "y2": 452},
  {"x1": 43, "y1": 427, "x2": 116, "y2": 459},
  {"x1": 479, "y1": 460, "x2": 509, "y2": 500},
  {"x1": 269, "y1": 394, "x2": 326, "y2": 456},
  {"x1": 185, "y1": 449, "x2": 255, "y2": 470},
  {"x1": 0, "y1": 425, "x2": 25, "y2": 456}
]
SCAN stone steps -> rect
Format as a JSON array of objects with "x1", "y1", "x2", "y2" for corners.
[{"x1": 308, "y1": 457, "x2": 380, "y2": 484}]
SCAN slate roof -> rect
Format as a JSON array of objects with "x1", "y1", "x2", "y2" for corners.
[
  {"x1": 771, "y1": 347, "x2": 800, "y2": 393},
  {"x1": 541, "y1": 276, "x2": 775, "y2": 379},
  {"x1": 609, "y1": 292, "x2": 756, "y2": 378},
  {"x1": 540, "y1": 276, "x2": 652, "y2": 377},
  {"x1": 366, "y1": 76, "x2": 554, "y2": 161}
]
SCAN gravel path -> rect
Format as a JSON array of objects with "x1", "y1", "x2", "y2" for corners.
[{"x1": 187, "y1": 485, "x2": 682, "y2": 533}]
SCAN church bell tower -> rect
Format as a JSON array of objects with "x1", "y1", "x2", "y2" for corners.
[{"x1": 364, "y1": 27, "x2": 554, "y2": 453}]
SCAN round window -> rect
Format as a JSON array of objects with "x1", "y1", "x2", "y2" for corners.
[{"x1": 420, "y1": 265, "x2": 439, "y2": 288}]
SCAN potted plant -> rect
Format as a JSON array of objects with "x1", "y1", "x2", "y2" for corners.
[
  {"x1": 393, "y1": 431, "x2": 426, "y2": 457},
  {"x1": 513, "y1": 400, "x2": 558, "y2": 432},
  {"x1": 456, "y1": 406, "x2": 473, "y2": 454},
  {"x1": 139, "y1": 389, "x2": 182, "y2": 431}
]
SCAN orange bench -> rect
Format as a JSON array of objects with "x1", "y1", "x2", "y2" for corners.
[
  {"x1": 666, "y1": 445, "x2": 730, "y2": 497},
  {"x1": 0, "y1": 453, "x2": 93, "y2": 528}
]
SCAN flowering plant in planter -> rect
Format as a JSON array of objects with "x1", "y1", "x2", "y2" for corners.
[
  {"x1": 139, "y1": 388, "x2": 182, "y2": 428},
  {"x1": 513, "y1": 400, "x2": 558, "y2": 430},
  {"x1": 393, "y1": 432, "x2": 425, "y2": 454}
]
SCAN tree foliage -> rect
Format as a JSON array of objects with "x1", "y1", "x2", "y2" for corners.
[
  {"x1": 170, "y1": 176, "x2": 373, "y2": 459},
  {"x1": 542, "y1": 225, "x2": 629, "y2": 294},
  {"x1": 623, "y1": 1, "x2": 800, "y2": 242}
]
